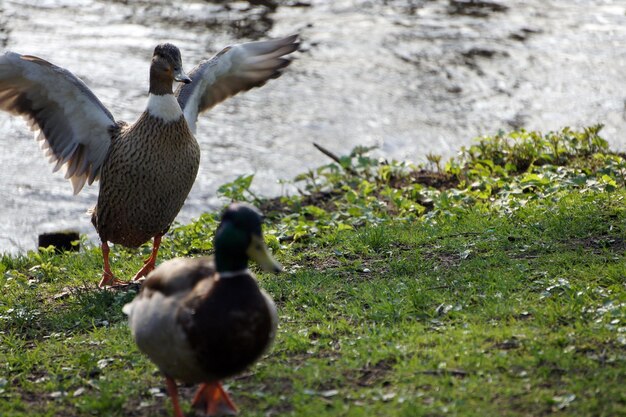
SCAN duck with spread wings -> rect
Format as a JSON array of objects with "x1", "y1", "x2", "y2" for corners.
[{"x1": 0, "y1": 35, "x2": 298, "y2": 287}]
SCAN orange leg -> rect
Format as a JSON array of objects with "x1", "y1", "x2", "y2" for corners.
[
  {"x1": 165, "y1": 377, "x2": 186, "y2": 417},
  {"x1": 131, "y1": 234, "x2": 162, "y2": 281},
  {"x1": 98, "y1": 242, "x2": 128, "y2": 288},
  {"x1": 191, "y1": 382, "x2": 238, "y2": 416}
]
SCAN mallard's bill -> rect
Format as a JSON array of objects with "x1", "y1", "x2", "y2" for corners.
[{"x1": 246, "y1": 235, "x2": 282, "y2": 273}]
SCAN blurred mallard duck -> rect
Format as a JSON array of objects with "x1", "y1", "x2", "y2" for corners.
[
  {"x1": 123, "y1": 203, "x2": 282, "y2": 417},
  {"x1": 0, "y1": 35, "x2": 298, "y2": 287}
]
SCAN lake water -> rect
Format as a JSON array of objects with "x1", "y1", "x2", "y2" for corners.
[{"x1": 1, "y1": 0, "x2": 626, "y2": 254}]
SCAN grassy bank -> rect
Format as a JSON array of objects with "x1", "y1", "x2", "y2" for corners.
[{"x1": 1, "y1": 127, "x2": 625, "y2": 416}]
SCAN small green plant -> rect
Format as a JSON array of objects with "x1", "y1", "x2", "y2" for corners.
[
  {"x1": 217, "y1": 174, "x2": 260, "y2": 203},
  {"x1": 426, "y1": 152, "x2": 443, "y2": 172}
]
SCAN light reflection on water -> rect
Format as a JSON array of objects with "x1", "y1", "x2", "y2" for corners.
[{"x1": 1, "y1": 0, "x2": 626, "y2": 254}]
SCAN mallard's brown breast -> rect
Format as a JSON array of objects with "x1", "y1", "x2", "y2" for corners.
[
  {"x1": 92, "y1": 112, "x2": 200, "y2": 247},
  {"x1": 179, "y1": 275, "x2": 275, "y2": 382}
]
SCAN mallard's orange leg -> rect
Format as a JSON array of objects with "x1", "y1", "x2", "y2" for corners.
[
  {"x1": 165, "y1": 376, "x2": 186, "y2": 417},
  {"x1": 98, "y1": 242, "x2": 128, "y2": 288},
  {"x1": 131, "y1": 234, "x2": 162, "y2": 281},
  {"x1": 191, "y1": 382, "x2": 238, "y2": 416}
]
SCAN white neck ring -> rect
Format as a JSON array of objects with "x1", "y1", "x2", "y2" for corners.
[{"x1": 218, "y1": 269, "x2": 251, "y2": 279}]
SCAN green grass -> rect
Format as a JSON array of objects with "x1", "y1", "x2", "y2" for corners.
[{"x1": 1, "y1": 127, "x2": 625, "y2": 416}]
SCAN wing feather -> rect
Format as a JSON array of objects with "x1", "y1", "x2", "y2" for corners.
[
  {"x1": 176, "y1": 35, "x2": 299, "y2": 134},
  {"x1": 0, "y1": 51, "x2": 117, "y2": 194}
]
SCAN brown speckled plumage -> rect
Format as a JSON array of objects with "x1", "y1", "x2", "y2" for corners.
[
  {"x1": 92, "y1": 113, "x2": 200, "y2": 248},
  {"x1": 0, "y1": 36, "x2": 298, "y2": 288}
]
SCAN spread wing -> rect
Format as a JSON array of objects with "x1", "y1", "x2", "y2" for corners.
[
  {"x1": 0, "y1": 51, "x2": 117, "y2": 194},
  {"x1": 176, "y1": 34, "x2": 299, "y2": 134}
]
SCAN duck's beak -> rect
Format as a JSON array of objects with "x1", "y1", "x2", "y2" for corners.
[
  {"x1": 247, "y1": 235, "x2": 282, "y2": 273},
  {"x1": 174, "y1": 67, "x2": 192, "y2": 84}
]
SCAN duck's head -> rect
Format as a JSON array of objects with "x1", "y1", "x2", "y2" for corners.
[
  {"x1": 149, "y1": 43, "x2": 191, "y2": 95},
  {"x1": 214, "y1": 203, "x2": 282, "y2": 274}
]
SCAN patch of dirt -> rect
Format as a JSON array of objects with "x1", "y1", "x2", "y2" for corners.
[
  {"x1": 417, "y1": 368, "x2": 469, "y2": 378},
  {"x1": 121, "y1": 378, "x2": 295, "y2": 417},
  {"x1": 260, "y1": 168, "x2": 458, "y2": 220},
  {"x1": 419, "y1": 248, "x2": 464, "y2": 268},
  {"x1": 231, "y1": 375, "x2": 295, "y2": 415},
  {"x1": 21, "y1": 368, "x2": 50, "y2": 384},
  {"x1": 124, "y1": 397, "x2": 170, "y2": 417},
  {"x1": 569, "y1": 236, "x2": 626, "y2": 254},
  {"x1": 345, "y1": 357, "x2": 397, "y2": 387},
  {"x1": 393, "y1": 169, "x2": 459, "y2": 190},
  {"x1": 490, "y1": 337, "x2": 522, "y2": 350},
  {"x1": 259, "y1": 190, "x2": 342, "y2": 217}
]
